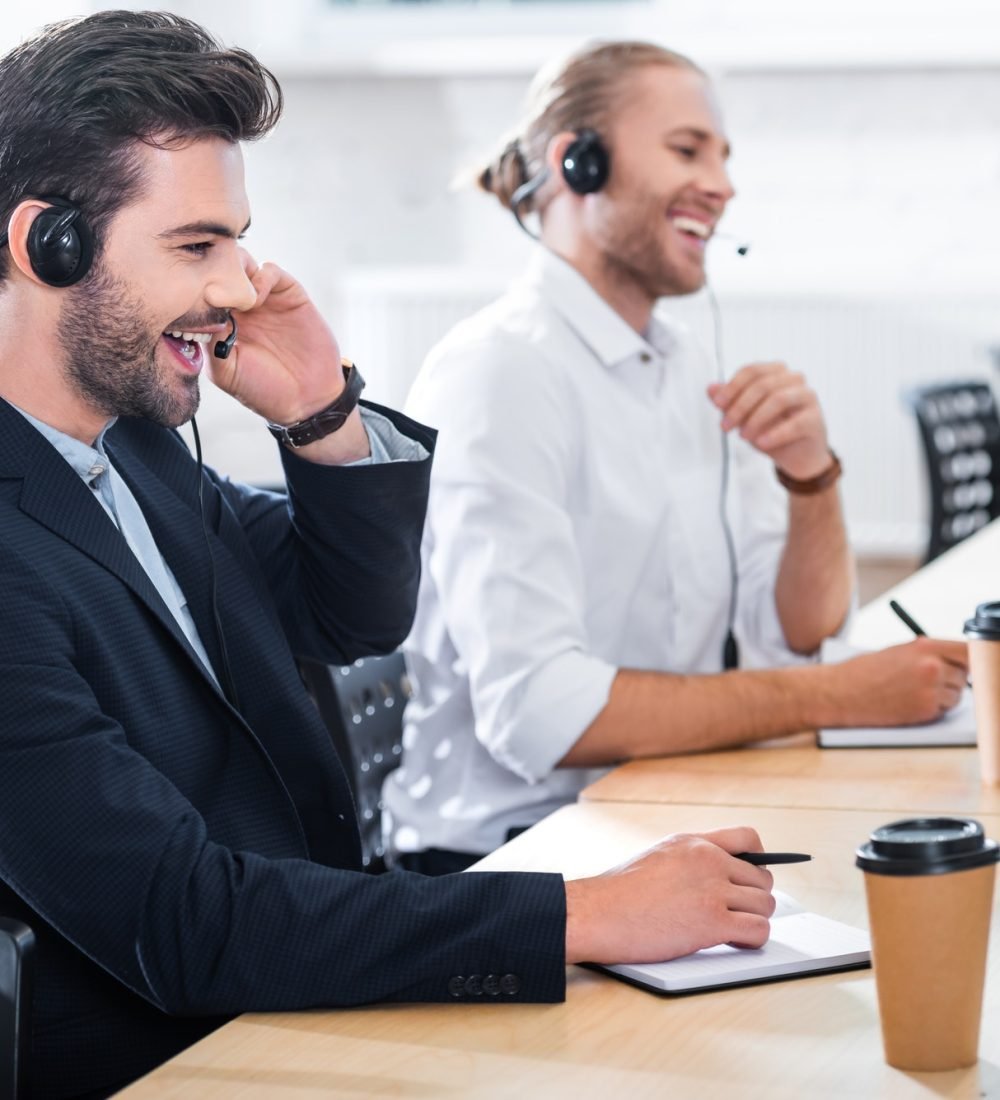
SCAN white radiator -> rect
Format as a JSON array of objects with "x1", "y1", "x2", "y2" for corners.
[{"x1": 341, "y1": 268, "x2": 1000, "y2": 558}]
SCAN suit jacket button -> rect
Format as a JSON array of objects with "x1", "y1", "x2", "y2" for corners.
[
  {"x1": 500, "y1": 973, "x2": 521, "y2": 995},
  {"x1": 482, "y1": 973, "x2": 501, "y2": 996},
  {"x1": 464, "y1": 974, "x2": 484, "y2": 996},
  {"x1": 448, "y1": 975, "x2": 466, "y2": 998}
]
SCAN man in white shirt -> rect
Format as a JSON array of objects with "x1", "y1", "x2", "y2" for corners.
[{"x1": 385, "y1": 40, "x2": 967, "y2": 872}]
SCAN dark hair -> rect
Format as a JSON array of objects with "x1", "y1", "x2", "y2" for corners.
[
  {"x1": 478, "y1": 40, "x2": 702, "y2": 213},
  {"x1": 0, "y1": 9, "x2": 283, "y2": 282}
]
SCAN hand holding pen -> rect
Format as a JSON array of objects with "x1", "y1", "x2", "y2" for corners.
[{"x1": 889, "y1": 600, "x2": 972, "y2": 688}]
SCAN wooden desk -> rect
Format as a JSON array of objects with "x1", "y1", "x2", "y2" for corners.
[
  {"x1": 581, "y1": 740, "x2": 1000, "y2": 813},
  {"x1": 119, "y1": 802, "x2": 1000, "y2": 1099}
]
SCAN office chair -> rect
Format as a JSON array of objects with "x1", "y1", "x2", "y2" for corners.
[
  {"x1": 299, "y1": 653, "x2": 409, "y2": 872},
  {"x1": 903, "y1": 379, "x2": 1000, "y2": 562},
  {"x1": 0, "y1": 917, "x2": 34, "y2": 1100}
]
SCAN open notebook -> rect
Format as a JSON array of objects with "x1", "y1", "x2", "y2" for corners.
[
  {"x1": 817, "y1": 638, "x2": 976, "y2": 749},
  {"x1": 600, "y1": 891, "x2": 870, "y2": 994}
]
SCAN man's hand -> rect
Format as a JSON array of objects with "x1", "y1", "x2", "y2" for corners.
[
  {"x1": 208, "y1": 253, "x2": 370, "y2": 463},
  {"x1": 708, "y1": 362, "x2": 831, "y2": 481},
  {"x1": 564, "y1": 827, "x2": 775, "y2": 966},
  {"x1": 207, "y1": 253, "x2": 346, "y2": 424},
  {"x1": 821, "y1": 637, "x2": 969, "y2": 727}
]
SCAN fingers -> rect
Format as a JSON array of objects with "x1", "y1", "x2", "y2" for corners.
[
  {"x1": 245, "y1": 261, "x2": 285, "y2": 310},
  {"x1": 727, "y1": 883, "x2": 777, "y2": 919},
  {"x1": 694, "y1": 825, "x2": 765, "y2": 857},
  {"x1": 725, "y1": 911, "x2": 771, "y2": 950}
]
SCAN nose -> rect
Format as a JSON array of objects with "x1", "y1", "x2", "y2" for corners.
[
  {"x1": 204, "y1": 249, "x2": 256, "y2": 313},
  {"x1": 701, "y1": 156, "x2": 736, "y2": 207}
]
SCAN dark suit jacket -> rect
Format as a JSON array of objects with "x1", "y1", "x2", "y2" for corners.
[{"x1": 0, "y1": 399, "x2": 566, "y2": 1098}]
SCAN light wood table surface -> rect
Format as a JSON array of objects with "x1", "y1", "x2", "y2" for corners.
[{"x1": 118, "y1": 801, "x2": 1000, "y2": 1099}]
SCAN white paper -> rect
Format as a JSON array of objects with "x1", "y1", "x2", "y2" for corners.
[{"x1": 602, "y1": 891, "x2": 870, "y2": 993}]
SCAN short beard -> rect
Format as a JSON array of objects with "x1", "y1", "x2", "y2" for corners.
[
  {"x1": 57, "y1": 265, "x2": 200, "y2": 428},
  {"x1": 592, "y1": 193, "x2": 706, "y2": 301}
]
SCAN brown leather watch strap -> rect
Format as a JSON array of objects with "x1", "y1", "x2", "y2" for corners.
[
  {"x1": 775, "y1": 450, "x2": 842, "y2": 495},
  {"x1": 267, "y1": 358, "x2": 365, "y2": 449}
]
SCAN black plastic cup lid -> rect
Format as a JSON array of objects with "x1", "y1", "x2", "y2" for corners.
[
  {"x1": 964, "y1": 601, "x2": 1000, "y2": 640},
  {"x1": 856, "y1": 817, "x2": 1000, "y2": 876}
]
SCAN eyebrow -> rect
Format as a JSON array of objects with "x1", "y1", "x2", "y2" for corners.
[
  {"x1": 157, "y1": 217, "x2": 252, "y2": 241},
  {"x1": 667, "y1": 127, "x2": 732, "y2": 159}
]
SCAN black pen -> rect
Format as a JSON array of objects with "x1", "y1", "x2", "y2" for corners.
[
  {"x1": 889, "y1": 599, "x2": 926, "y2": 636},
  {"x1": 735, "y1": 852, "x2": 812, "y2": 865}
]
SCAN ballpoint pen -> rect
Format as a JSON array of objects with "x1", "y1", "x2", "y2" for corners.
[
  {"x1": 889, "y1": 599, "x2": 925, "y2": 636},
  {"x1": 734, "y1": 852, "x2": 812, "y2": 865}
]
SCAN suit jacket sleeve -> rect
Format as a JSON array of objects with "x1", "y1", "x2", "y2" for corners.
[
  {"x1": 0, "y1": 541, "x2": 568, "y2": 1015},
  {"x1": 208, "y1": 401, "x2": 438, "y2": 663}
]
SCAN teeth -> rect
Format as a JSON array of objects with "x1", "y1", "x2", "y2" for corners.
[
  {"x1": 164, "y1": 331, "x2": 213, "y2": 343},
  {"x1": 671, "y1": 215, "x2": 711, "y2": 239}
]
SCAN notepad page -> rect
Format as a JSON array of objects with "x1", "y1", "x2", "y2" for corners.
[{"x1": 603, "y1": 893, "x2": 870, "y2": 993}]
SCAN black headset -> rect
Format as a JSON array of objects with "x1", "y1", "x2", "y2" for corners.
[
  {"x1": 560, "y1": 129, "x2": 610, "y2": 195},
  {"x1": 510, "y1": 129, "x2": 611, "y2": 237},
  {"x1": 0, "y1": 195, "x2": 96, "y2": 287}
]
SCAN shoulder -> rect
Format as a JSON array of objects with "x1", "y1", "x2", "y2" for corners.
[{"x1": 406, "y1": 284, "x2": 579, "y2": 426}]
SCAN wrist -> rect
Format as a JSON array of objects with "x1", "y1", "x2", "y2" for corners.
[
  {"x1": 564, "y1": 877, "x2": 597, "y2": 965},
  {"x1": 267, "y1": 359, "x2": 365, "y2": 449},
  {"x1": 775, "y1": 449, "x2": 842, "y2": 495}
]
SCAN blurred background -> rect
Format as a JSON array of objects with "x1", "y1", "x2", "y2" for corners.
[{"x1": 7, "y1": 1, "x2": 1000, "y2": 587}]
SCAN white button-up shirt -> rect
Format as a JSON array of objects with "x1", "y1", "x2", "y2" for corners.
[{"x1": 384, "y1": 247, "x2": 808, "y2": 857}]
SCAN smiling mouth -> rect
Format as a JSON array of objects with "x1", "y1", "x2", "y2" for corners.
[
  {"x1": 670, "y1": 215, "x2": 712, "y2": 242},
  {"x1": 162, "y1": 330, "x2": 212, "y2": 370}
]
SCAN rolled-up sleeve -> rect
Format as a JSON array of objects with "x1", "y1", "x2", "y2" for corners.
[{"x1": 411, "y1": 336, "x2": 616, "y2": 783}]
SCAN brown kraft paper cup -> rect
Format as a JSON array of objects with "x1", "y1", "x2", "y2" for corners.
[
  {"x1": 863, "y1": 863, "x2": 995, "y2": 1070},
  {"x1": 968, "y1": 638, "x2": 1000, "y2": 786},
  {"x1": 857, "y1": 818, "x2": 999, "y2": 1072}
]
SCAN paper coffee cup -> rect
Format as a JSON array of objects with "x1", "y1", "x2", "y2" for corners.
[
  {"x1": 857, "y1": 817, "x2": 998, "y2": 1072},
  {"x1": 965, "y1": 602, "x2": 1000, "y2": 786}
]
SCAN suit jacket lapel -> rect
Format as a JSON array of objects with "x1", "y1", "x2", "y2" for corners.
[{"x1": 0, "y1": 402, "x2": 221, "y2": 694}]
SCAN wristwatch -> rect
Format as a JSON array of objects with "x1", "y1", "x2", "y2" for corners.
[{"x1": 267, "y1": 359, "x2": 365, "y2": 448}]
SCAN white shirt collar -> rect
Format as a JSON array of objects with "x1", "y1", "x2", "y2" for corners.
[{"x1": 520, "y1": 246, "x2": 677, "y2": 370}]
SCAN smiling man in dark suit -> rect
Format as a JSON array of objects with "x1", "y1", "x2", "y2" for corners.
[{"x1": 0, "y1": 12, "x2": 775, "y2": 1097}]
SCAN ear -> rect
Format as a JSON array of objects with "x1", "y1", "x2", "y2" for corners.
[
  {"x1": 4, "y1": 200, "x2": 59, "y2": 287},
  {"x1": 543, "y1": 132, "x2": 585, "y2": 195}
]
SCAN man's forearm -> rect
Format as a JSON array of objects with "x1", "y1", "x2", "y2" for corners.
[
  {"x1": 774, "y1": 485, "x2": 853, "y2": 654},
  {"x1": 558, "y1": 663, "x2": 838, "y2": 767}
]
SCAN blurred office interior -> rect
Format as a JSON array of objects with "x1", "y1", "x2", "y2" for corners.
[{"x1": 6, "y1": 0, "x2": 1000, "y2": 595}]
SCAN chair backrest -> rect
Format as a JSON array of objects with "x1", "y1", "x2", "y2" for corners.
[
  {"x1": 299, "y1": 653, "x2": 409, "y2": 872},
  {"x1": 903, "y1": 379, "x2": 1000, "y2": 562},
  {"x1": 0, "y1": 917, "x2": 34, "y2": 1100}
]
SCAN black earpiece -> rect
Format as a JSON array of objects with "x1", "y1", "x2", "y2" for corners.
[
  {"x1": 561, "y1": 129, "x2": 610, "y2": 195},
  {"x1": 214, "y1": 313, "x2": 238, "y2": 360},
  {"x1": 26, "y1": 196, "x2": 94, "y2": 287}
]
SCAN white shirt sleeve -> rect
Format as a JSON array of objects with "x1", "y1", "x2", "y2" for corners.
[{"x1": 409, "y1": 335, "x2": 617, "y2": 784}]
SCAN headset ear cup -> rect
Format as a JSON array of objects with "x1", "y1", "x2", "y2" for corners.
[
  {"x1": 27, "y1": 202, "x2": 94, "y2": 287},
  {"x1": 561, "y1": 130, "x2": 610, "y2": 195}
]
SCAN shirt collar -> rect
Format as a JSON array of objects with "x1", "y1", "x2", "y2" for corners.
[
  {"x1": 522, "y1": 246, "x2": 678, "y2": 369},
  {"x1": 8, "y1": 402, "x2": 117, "y2": 484}
]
